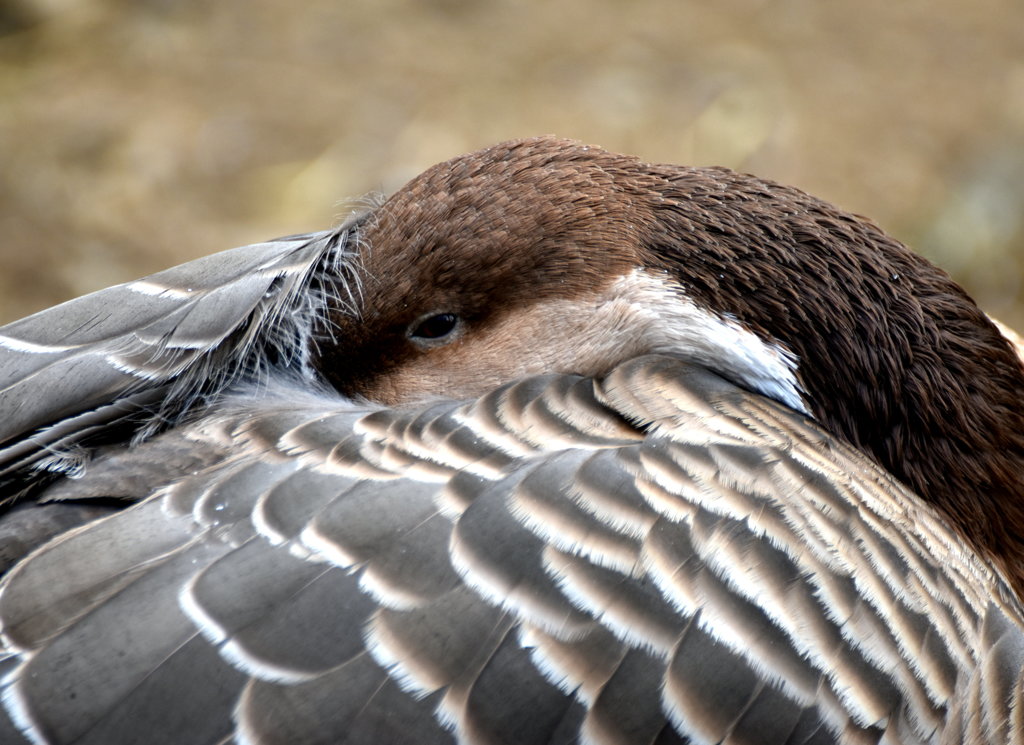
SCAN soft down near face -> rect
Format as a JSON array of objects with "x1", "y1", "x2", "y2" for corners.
[{"x1": 315, "y1": 136, "x2": 1024, "y2": 598}]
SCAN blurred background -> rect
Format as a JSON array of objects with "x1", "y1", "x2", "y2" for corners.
[{"x1": 1, "y1": 0, "x2": 1022, "y2": 326}]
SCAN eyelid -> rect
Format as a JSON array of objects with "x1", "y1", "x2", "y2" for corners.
[
  {"x1": 413, "y1": 313, "x2": 457, "y2": 338},
  {"x1": 407, "y1": 312, "x2": 462, "y2": 347}
]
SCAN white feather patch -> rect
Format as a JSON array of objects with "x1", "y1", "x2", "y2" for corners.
[{"x1": 608, "y1": 269, "x2": 808, "y2": 415}]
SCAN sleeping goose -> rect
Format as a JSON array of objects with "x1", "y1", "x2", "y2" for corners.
[{"x1": 0, "y1": 136, "x2": 1022, "y2": 744}]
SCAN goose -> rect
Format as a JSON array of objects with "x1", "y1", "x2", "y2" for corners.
[{"x1": 0, "y1": 136, "x2": 1022, "y2": 745}]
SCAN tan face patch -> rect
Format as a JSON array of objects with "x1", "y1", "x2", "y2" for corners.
[
  {"x1": 357, "y1": 293, "x2": 648, "y2": 405},
  {"x1": 354, "y1": 269, "x2": 805, "y2": 412}
]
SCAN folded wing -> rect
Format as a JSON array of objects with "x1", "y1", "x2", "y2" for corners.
[{"x1": 1, "y1": 351, "x2": 1020, "y2": 745}]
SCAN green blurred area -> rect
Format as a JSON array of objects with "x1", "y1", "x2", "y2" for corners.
[{"x1": 1, "y1": 0, "x2": 1022, "y2": 326}]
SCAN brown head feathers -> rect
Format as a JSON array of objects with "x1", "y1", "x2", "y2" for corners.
[{"x1": 315, "y1": 136, "x2": 1024, "y2": 595}]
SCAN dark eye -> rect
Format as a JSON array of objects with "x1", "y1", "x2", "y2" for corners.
[{"x1": 409, "y1": 313, "x2": 460, "y2": 341}]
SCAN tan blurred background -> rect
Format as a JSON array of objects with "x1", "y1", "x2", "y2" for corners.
[{"x1": 1, "y1": 0, "x2": 1022, "y2": 326}]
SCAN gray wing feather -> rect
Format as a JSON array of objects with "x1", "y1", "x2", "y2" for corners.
[
  {"x1": 0, "y1": 356, "x2": 1022, "y2": 744},
  {"x1": 0, "y1": 225, "x2": 359, "y2": 490},
  {"x1": 185, "y1": 539, "x2": 377, "y2": 680}
]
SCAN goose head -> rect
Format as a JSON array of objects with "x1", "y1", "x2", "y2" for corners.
[{"x1": 315, "y1": 136, "x2": 1024, "y2": 596}]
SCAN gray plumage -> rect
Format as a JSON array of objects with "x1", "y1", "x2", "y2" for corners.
[{"x1": 0, "y1": 224, "x2": 360, "y2": 493}]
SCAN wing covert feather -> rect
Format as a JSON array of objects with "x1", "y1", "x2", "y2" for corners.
[{"x1": 0, "y1": 355, "x2": 1020, "y2": 744}]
